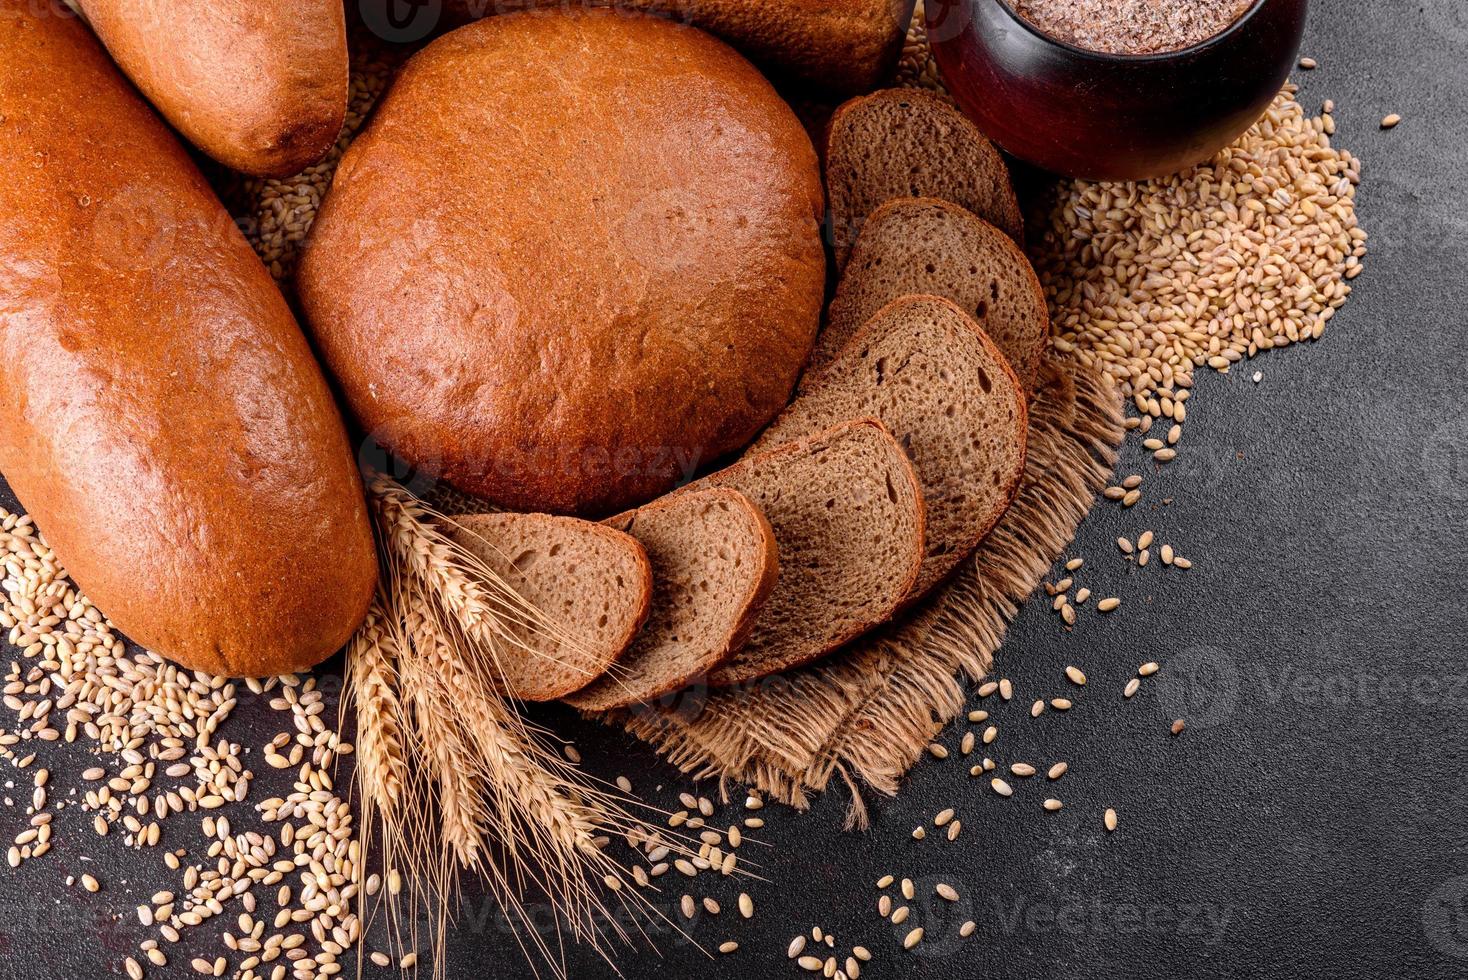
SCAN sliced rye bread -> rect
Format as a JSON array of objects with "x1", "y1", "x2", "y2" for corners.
[
  {"x1": 826, "y1": 87, "x2": 1023, "y2": 270},
  {"x1": 817, "y1": 196, "x2": 1050, "y2": 392},
  {"x1": 677, "y1": 418, "x2": 925, "y2": 688},
  {"x1": 446, "y1": 513, "x2": 653, "y2": 701},
  {"x1": 755, "y1": 294, "x2": 1027, "y2": 605},
  {"x1": 565, "y1": 488, "x2": 780, "y2": 711}
]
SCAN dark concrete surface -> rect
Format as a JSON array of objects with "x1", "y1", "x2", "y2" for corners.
[{"x1": 2, "y1": 0, "x2": 1466, "y2": 977}]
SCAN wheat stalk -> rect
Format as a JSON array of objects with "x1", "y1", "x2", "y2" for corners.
[
  {"x1": 347, "y1": 597, "x2": 408, "y2": 813},
  {"x1": 366, "y1": 474, "x2": 577, "y2": 667},
  {"x1": 347, "y1": 473, "x2": 693, "y2": 979}
]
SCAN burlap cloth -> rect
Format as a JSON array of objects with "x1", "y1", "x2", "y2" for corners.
[
  {"x1": 606, "y1": 361, "x2": 1120, "y2": 823},
  {"x1": 226, "y1": 4, "x2": 1126, "y2": 822}
]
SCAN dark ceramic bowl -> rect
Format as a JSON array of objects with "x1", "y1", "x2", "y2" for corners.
[{"x1": 925, "y1": 0, "x2": 1308, "y2": 180}]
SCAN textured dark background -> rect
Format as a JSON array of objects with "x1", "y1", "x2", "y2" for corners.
[{"x1": 2, "y1": 0, "x2": 1467, "y2": 977}]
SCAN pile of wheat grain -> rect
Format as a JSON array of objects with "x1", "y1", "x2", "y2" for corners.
[
  {"x1": 0, "y1": 510, "x2": 365, "y2": 980},
  {"x1": 1035, "y1": 86, "x2": 1365, "y2": 427}
]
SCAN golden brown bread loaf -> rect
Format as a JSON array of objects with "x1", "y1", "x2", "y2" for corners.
[
  {"x1": 0, "y1": 1, "x2": 376, "y2": 677},
  {"x1": 299, "y1": 9, "x2": 827, "y2": 517},
  {"x1": 73, "y1": 0, "x2": 348, "y2": 177},
  {"x1": 441, "y1": 0, "x2": 916, "y2": 93}
]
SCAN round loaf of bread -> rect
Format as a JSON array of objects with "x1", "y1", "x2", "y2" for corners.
[{"x1": 298, "y1": 9, "x2": 826, "y2": 516}]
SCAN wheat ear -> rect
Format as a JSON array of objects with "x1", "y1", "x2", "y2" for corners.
[
  {"x1": 350, "y1": 475, "x2": 703, "y2": 978},
  {"x1": 348, "y1": 596, "x2": 409, "y2": 813},
  {"x1": 367, "y1": 474, "x2": 579, "y2": 665}
]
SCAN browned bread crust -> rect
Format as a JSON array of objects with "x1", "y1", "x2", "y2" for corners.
[
  {"x1": 0, "y1": 1, "x2": 376, "y2": 677},
  {"x1": 74, "y1": 0, "x2": 348, "y2": 177},
  {"x1": 441, "y1": 0, "x2": 917, "y2": 94},
  {"x1": 298, "y1": 9, "x2": 827, "y2": 517},
  {"x1": 822, "y1": 197, "x2": 1051, "y2": 392}
]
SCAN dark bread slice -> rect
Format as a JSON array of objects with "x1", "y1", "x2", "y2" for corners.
[
  {"x1": 566, "y1": 489, "x2": 780, "y2": 711},
  {"x1": 755, "y1": 295, "x2": 1027, "y2": 604},
  {"x1": 817, "y1": 197, "x2": 1050, "y2": 391},
  {"x1": 446, "y1": 513, "x2": 653, "y2": 701},
  {"x1": 826, "y1": 88, "x2": 1023, "y2": 270},
  {"x1": 675, "y1": 419, "x2": 925, "y2": 688}
]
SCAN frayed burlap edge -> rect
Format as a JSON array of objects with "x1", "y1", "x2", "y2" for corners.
[{"x1": 610, "y1": 356, "x2": 1123, "y2": 822}]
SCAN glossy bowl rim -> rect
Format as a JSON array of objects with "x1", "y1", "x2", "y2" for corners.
[{"x1": 984, "y1": 0, "x2": 1274, "y2": 64}]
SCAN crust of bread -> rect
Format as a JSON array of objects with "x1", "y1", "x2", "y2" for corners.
[
  {"x1": 298, "y1": 9, "x2": 826, "y2": 517},
  {"x1": 826, "y1": 87, "x2": 1025, "y2": 269},
  {"x1": 75, "y1": 0, "x2": 348, "y2": 177},
  {"x1": 449, "y1": 513, "x2": 655, "y2": 701},
  {"x1": 0, "y1": 3, "x2": 375, "y2": 677},
  {"x1": 686, "y1": 418, "x2": 926, "y2": 687},
  {"x1": 442, "y1": 0, "x2": 917, "y2": 93},
  {"x1": 822, "y1": 197, "x2": 1051, "y2": 392}
]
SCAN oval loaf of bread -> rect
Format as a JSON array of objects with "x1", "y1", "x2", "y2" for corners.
[
  {"x1": 74, "y1": 0, "x2": 348, "y2": 177},
  {"x1": 442, "y1": 0, "x2": 917, "y2": 94},
  {"x1": 567, "y1": 488, "x2": 780, "y2": 711},
  {"x1": 756, "y1": 295, "x2": 1027, "y2": 604},
  {"x1": 0, "y1": 2, "x2": 376, "y2": 677},
  {"x1": 446, "y1": 514, "x2": 654, "y2": 702}
]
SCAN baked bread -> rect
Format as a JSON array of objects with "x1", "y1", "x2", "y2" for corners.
[
  {"x1": 819, "y1": 197, "x2": 1050, "y2": 391},
  {"x1": 442, "y1": 0, "x2": 917, "y2": 94},
  {"x1": 755, "y1": 295, "x2": 1027, "y2": 603},
  {"x1": 298, "y1": 9, "x2": 826, "y2": 517},
  {"x1": 674, "y1": 419, "x2": 925, "y2": 687},
  {"x1": 827, "y1": 88, "x2": 1024, "y2": 269},
  {"x1": 0, "y1": 1, "x2": 375, "y2": 677},
  {"x1": 447, "y1": 513, "x2": 654, "y2": 701},
  {"x1": 74, "y1": 0, "x2": 348, "y2": 177},
  {"x1": 566, "y1": 489, "x2": 780, "y2": 711}
]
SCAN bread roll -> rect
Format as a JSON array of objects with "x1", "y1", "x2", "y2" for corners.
[
  {"x1": 73, "y1": 0, "x2": 348, "y2": 177},
  {"x1": 0, "y1": 1, "x2": 376, "y2": 677},
  {"x1": 440, "y1": 0, "x2": 917, "y2": 93},
  {"x1": 299, "y1": 9, "x2": 826, "y2": 516}
]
